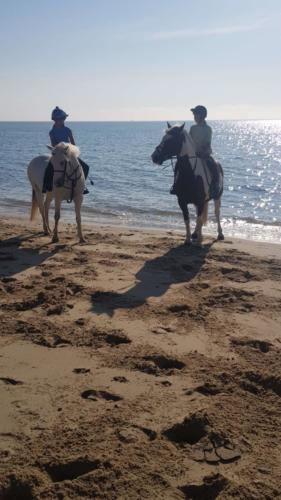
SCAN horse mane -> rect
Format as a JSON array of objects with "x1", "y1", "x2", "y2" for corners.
[
  {"x1": 165, "y1": 123, "x2": 184, "y2": 133},
  {"x1": 55, "y1": 142, "x2": 80, "y2": 158}
]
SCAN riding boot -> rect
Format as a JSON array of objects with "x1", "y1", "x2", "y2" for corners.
[{"x1": 78, "y1": 158, "x2": 90, "y2": 194}]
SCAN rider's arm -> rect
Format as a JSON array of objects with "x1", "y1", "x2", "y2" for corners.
[
  {"x1": 49, "y1": 131, "x2": 56, "y2": 147},
  {"x1": 69, "y1": 130, "x2": 76, "y2": 146}
]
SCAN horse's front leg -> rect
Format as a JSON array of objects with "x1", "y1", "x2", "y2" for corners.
[
  {"x1": 178, "y1": 197, "x2": 191, "y2": 245},
  {"x1": 194, "y1": 202, "x2": 208, "y2": 245},
  {"x1": 52, "y1": 196, "x2": 61, "y2": 243},
  {"x1": 214, "y1": 198, "x2": 224, "y2": 240},
  {"x1": 44, "y1": 191, "x2": 53, "y2": 235},
  {"x1": 74, "y1": 194, "x2": 85, "y2": 243}
]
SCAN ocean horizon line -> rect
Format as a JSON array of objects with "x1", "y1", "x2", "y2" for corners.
[{"x1": 0, "y1": 118, "x2": 281, "y2": 123}]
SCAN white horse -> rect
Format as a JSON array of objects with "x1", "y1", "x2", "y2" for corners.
[{"x1": 27, "y1": 142, "x2": 85, "y2": 243}]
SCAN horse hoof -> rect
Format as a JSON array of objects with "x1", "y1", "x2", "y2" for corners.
[
  {"x1": 184, "y1": 239, "x2": 192, "y2": 246},
  {"x1": 52, "y1": 236, "x2": 59, "y2": 243},
  {"x1": 79, "y1": 238, "x2": 86, "y2": 244},
  {"x1": 191, "y1": 232, "x2": 198, "y2": 240},
  {"x1": 194, "y1": 241, "x2": 203, "y2": 248},
  {"x1": 217, "y1": 233, "x2": 224, "y2": 241}
]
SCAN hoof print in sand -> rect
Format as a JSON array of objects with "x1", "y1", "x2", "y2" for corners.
[
  {"x1": 104, "y1": 332, "x2": 131, "y2": 346},
  {"x1": 112, "y1": 376, "x2": 128, "y2": 383},
  {"x1": 231, "y1": 337, "x2": 271, "y2": 353},
  {"x1": 39, "y1": 335, "x2": 72, "y2": 348},
  {"x1": 118, "y1": 425, "x2": 156, "y2": 444},
  {"x1": 221, "y1": 267, "x2": 255, "y2": 283},
  {"x1": 168, "y1": 304, "x2": 191, "y2": 314},
  {"x1": 194, "y1": 382, "x2": 221, "y2": 396},
  {"x1": 92, "y1": 329, "x2": 131, "y2": 348},
  {"x1": 45, "y1": 458, "x2": 108, "y2": 482},
  {"x1": 73, "y1": 368, "x2": 91, "y2": 374},
  {"x1": 243, "y1": 372, "x2": 281, "y2": 398},
  {"x1": 1, "y1": 476, "x2": 34, "y2": 499},
  {"x1": 46, "y1": 304, "x2": 65, "y2": 316},
  {"x1": 163, "y1": 413, "x2": 209, "y2": 445},
  {"x1": 137, "y1": 355, "x2": 185, "y2": 376},
  {"x1": 163, "y1": 413, "x2": 241, "y2": 465},
  {"x1": 0, "y1": 377, "x2": 23, "y2": 385},
  {"x1": 12, "y1": 292, "x2": 46, "y2": 311},
  {"x1": 81, "y1": 389, "x2": 123, "y2": 402},
  {"x1": 180, "y1": 473, "x2": 228, "y2": 499}
]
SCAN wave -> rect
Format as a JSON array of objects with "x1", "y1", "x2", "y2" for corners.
[{"x1": 1, "y1": 197, "x2": 281, "y2": 229}]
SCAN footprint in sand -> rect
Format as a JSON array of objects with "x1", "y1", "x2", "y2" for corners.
[
  {"x1": 118, "y1": 425, "x2": 156, "y2": 443},
  {"x1": 179, "y1": 473, "x2": 229, "y2": 499},
  {"x1": 44, "y1": 458, "x2": 108, "y2": 482},
  {"x1": 81, "y1": 389, "x2": 123, "y2": 402},
  {"x1": 73, "y1": 368, "x2": 91, "y2": 374},
  {"x1": 231, "y1": 337, "x2": 271, "y2": 353},
  {"x1": 0, "y1": 377, "x2": 23, "y2": 385},
  {"x1": 136, "y1": 355, "x2": 185, "y2": 376},
  {"x1": 163, "y1": 412, "x2": 241, "y2": 465},
  {"x1": 112, "y1": 376, "x2": 128, "y2": 383}
]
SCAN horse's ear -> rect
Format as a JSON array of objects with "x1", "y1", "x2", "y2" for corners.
[
  {"x1": 179, "y1": 122, "x2": 185, "y2": 131},
  {"x1": 167, "y1": 121, "x2": 172, "y2": 129},
  {"x1": 64, "y1": 145, "x2": 69, "y2": 152},
  {"x1": 46, "y1": 145, "x2": 54, "y2": 151}
]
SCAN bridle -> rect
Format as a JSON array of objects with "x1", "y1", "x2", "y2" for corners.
[
  {"x1": 52, "y1": 156, "x2": 82, "y2": 203},
  {"x1": 159, "y1": 132, "x2": 198, "y2": 173}
]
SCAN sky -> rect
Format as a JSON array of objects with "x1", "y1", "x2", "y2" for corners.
[{"x1": 0, "y1": 0, "x2": 281, "y2": 121}]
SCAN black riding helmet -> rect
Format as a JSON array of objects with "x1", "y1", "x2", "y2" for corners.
[{"x1": 191, "y1": 105, "x2": 207, "y2": 119}]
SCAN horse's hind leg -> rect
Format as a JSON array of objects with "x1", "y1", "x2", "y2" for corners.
[
  {"x1": 178, "y1": 197, "x2": 191, "y2": 245},
  {"x1": 34, "y1": 186, "x2": 48, "y2": 234},
  {"x1": 44, "y1": 191, "x2": 53, "y2": 235},
  {"x1": 214, "y1": 198, "x2": 224, "y2": 240},
  {"x1": 74, "y1": 195, "x2": 85, "y2": 243}
]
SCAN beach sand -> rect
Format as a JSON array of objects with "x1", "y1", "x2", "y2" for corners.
[{"x1": 0, "y1": 216, "x2": 281, "y2": 499}]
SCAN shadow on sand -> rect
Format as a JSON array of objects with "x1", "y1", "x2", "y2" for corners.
[
  {"x1": 91, "y1": 241, "x2": 214, "y2": 316},
  {"x1": 0, "y1": 232, "x2": 59, "y2": 278}
]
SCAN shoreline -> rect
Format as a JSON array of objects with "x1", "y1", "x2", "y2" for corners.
[
  {"x1": 1, "y1": 217, "x2": 281, "y2": 498},
  {"x1": 1, "y1": 204, "x2": 281, "y2": 245}
]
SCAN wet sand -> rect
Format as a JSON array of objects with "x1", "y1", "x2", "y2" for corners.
[{"x1": 0, "y1": 217, "x2": 281, "y2": 499}]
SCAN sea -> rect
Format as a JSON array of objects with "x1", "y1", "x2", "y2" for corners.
[{"x1": 0, "y1": 121, "x2": 281, "y2": 243}]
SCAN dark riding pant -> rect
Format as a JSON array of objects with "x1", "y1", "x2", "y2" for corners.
[{"x1": 205, "y1": 156, "x2": 219, "y2": 183}]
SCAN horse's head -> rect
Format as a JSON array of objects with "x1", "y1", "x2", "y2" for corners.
[
  {"x1": 151, "y1": 122, "x2": 185, "y2": 165},
  {"x1": 48, "y1": 143, "x2": 80, "y2": 187}
]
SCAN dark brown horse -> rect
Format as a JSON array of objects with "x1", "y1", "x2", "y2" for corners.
[{"x1": 151, "y1": 123, "x2": 224, "y2": 244}]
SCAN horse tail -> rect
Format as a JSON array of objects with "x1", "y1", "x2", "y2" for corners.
[
  {"x1": 30, "y1": 189, "x2": 38, "y2": 220},
  {"x1": 202, "y1": 201, "x2": 209, "y2": 225}
]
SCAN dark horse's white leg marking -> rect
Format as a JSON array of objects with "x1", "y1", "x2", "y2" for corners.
[
  {"x1": 178, "y1": 198, "x2": 191, "y2": 245},
  {"x1": 215, "y1": 198, "x2": 224, "y2": 240}
]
